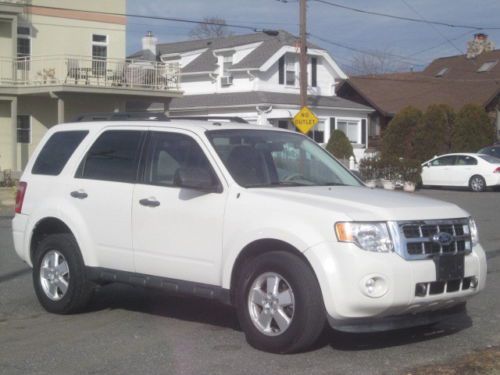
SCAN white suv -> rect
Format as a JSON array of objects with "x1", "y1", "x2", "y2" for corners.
[{"x1": 12, "y1": 120, "x2": 487, "y2": 353}]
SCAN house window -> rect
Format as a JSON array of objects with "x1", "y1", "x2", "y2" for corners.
[
  {"x1": 222, "y1": 55, "x2": 233, "y2": 76},
  {"x1": 336, "y1": 119, "x2": 360, "y2": 143},
  {"x1": 309, "y1": 120, "x2": 324, "y2": 143},
  {"x1": 17, "y1": 115, "x2": 31, "y2": 144},
  {"x1": 285, "y1": 55, "x2": 296, "y2": 86},
  {"x1": 278, "y1": 120, "x2": 289, "y2": 129},
  {"x1": 477, "y1": 60, "x2": 498, "y2": 72},
  {"x1": 311, "y1": 57, "x2": 317, "y2": 87},
  {"x1": 17, "y1": 26, "x2": 31, "y2": 71},
  {"x1": 92, "y1": 34, "x2": 108, "y2": 76}
]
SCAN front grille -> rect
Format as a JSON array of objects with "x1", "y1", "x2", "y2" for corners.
[
  {"x1": 394, "y1": 219, "x2": 472, "y2": 260},
  {"x1": 415, "y1": 277, "x2": 475, "y2": 297}
]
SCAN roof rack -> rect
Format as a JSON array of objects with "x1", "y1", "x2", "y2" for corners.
[
  {"x1": 72, "y1": 113, "x2": 248, "y2": 124},
  {"x1": 72, "y1": 112, "x2": 169, "y2": 122},
  {"x1": 170, "y1": 116, "x2": 248, "y2": 124}
]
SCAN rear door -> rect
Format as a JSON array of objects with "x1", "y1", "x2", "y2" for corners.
[
  {"x1": 132, "y1": 129, "x2": 227, "y2": 285},
  {"x1": 67, "y1": 128, "x2": 146, "y2": 272},
  {"x1": 454, "y1": 155, "x2": 478, "y2": 186}
]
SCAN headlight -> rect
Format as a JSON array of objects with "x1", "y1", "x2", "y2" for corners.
[
  {"x1": 335, "y1": 222, "x2": 393, "y2": 252},
  {"x1": 469, "y1": 217, "x2": 479, "y2": 246}
]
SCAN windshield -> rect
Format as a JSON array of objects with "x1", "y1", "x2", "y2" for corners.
[{"x1": 206, "y1": 129, "x2": 362, "y2": 188}]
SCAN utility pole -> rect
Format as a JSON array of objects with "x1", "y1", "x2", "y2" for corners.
[{"x1": 299, "y1": 0, "x2": 307, "y2": 108}]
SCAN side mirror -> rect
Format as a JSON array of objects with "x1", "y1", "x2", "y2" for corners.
[
  {"x1": 174, "y1": 167, "x2": 221, "y2": 193},
  {"x1": 423, "y1": 162, "x2": 430, "y2": 168}
]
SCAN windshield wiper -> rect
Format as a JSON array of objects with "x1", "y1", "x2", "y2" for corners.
[{"x1": 319, "y1": 182, "x2": 346, "y2": 186}]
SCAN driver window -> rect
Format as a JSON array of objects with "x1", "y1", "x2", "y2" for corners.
[
  {"x1": 147, "y1": 132, "x2": 214, "y2": 187},
  {"x1": 431, "y1": 156, "x2": 456, "y2": 166}
]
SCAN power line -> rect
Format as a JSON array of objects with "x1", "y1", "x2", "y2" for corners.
[
  {"x1": 311, "y1": 0, "x2": 500, "y2": 30},
  {"x1": 0, "y1": 2, "x2": 262, "y2": 32},
  {"x1": 399, "y1": 0, "x2": 464, "y2": 55},
  {"x1": 309, "y1": 33, "x2": 426, "y2": 66}
]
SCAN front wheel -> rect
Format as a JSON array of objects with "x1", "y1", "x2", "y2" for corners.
[
  {"x1": 236, "y1": 251, "x2": 325, "y2": 353},
  {"x1": 469, "y1": 175, "x2": 486, "y2": 192},
  {"x1": 33, "y1": 233, "x2": 94, "y2": 314}
]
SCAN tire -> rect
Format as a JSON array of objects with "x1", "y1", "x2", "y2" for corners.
[
  {"x1": 235, "y1": 251, "x2": 325, "y2": 353},
  {"x1": 469, "y1": 175, "x2": 486, "y2": 192},
  {"x1": 33, "y1": 233, "x2": 94, "y2": 314}
]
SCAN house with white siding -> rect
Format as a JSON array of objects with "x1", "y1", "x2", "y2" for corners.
[{"x1": 131, "y1": 30, "x2": 373, "y2": 160}]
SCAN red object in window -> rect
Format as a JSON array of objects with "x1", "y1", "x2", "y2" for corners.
[{"x1": 15, "y1": 182, "x2": 27, "y2": 214}]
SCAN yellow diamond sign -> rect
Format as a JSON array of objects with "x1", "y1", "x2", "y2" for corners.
[{"x1": 292, "y1": 106, "x2": 319, "y2": 134}]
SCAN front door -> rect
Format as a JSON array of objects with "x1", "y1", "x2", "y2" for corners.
[
  {"x1": 132, "y1": 130, "x2": 227, "y2": 285},
  {"x1": 422, "y1": 155, "x2": 456, "y2": 186}
]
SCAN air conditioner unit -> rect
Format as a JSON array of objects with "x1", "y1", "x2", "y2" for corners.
[{"x1": 221, "y1": 75, "x2": 233, "y2": 86}]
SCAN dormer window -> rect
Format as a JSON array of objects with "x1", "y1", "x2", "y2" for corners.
[
  {"x1": 435, "y1": 67, "x2": 448, "y2": 77},
  {"x1": 477, "y1": 60, "x2": 498, "y2": 72},
  {"x1": 222, "y1": 55, "x2": 233, "y2": 76},
  {"x1": 278, "y1": 54, "x2": 296, "y2": 86}
]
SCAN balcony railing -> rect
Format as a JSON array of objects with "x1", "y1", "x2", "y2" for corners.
[{"x1": 0, "y1": 55, "x2": 181, "y2": 92}]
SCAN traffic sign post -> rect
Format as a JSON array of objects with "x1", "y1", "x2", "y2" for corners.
[{"x1": 293, "y1": 106, "x2": 319, "y2": 134}]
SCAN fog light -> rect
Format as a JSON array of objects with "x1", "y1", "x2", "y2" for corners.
[
  {"x1": 470, "y1": 277, "x2": 479, "y2": 289},
  {"x1": 360, "y1": 275, "x2": 388, "y2": 298},
  {"x1": 415, "y1": 283, "x2": 428, "y2": 297}
]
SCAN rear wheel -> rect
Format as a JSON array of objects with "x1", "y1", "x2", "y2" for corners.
[
  {"x1": 33, "y1": 233, "x2": 94, "y2": 314},
  {"x1": 236, "y1": 251, "x2": 325, "y2": 353},
  {"x1": 469, "y1": 175, "x2": 486, "y2": 192}
]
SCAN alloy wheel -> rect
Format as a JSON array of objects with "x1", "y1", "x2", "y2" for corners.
[
  {"x1": 39, "y1": 250, "x2": 70, "y2": 301},
  {"x1": 247, "y1": 272, "x2": 295, "y2": 336}
]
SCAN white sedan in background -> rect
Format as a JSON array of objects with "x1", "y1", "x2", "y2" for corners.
[{"x1": 421, "y1": 153, "x2": 500, "y2": 192}]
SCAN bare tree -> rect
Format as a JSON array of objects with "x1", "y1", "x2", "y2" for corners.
[
  {"x1": 349, "y1": 51, "x2": 410, "y2": 75},
  {"x1": 189, "y1": 17, "x2": 233, "y2": 40}
]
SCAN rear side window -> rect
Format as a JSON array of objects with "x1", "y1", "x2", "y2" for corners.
[
  {"x1": 32, "y1": 131, "x2": 88, "y2": 175},
  {"x1": 78, "y1": 130, "x2": 145, "y2": 183}
]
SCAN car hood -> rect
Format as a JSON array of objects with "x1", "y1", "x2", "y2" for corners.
[{"x1": 246, "y1": 186, "x2": 469, "y2": 221}]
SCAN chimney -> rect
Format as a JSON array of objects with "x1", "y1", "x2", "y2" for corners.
[
  {"x1": 142, "y1": 31, "x2": 158, "y2": 56},
  {"x1": 466, "y1": 33, "x2": 495, "y2": 59}
]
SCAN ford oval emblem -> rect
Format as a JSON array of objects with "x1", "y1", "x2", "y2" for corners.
[{"x1": 432, "y1": 232, "x2": 453, "y2": 246}]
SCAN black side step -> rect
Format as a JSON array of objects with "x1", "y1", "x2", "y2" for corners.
[{"x1": 87, "y1": 267, "x2": 231, "y2": 305}]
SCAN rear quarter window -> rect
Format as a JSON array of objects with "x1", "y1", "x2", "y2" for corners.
[{"x1": 32, "y1": 131, "x2": 89, "y2": 175}]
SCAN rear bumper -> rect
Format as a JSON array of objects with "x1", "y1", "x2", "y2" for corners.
[{"x1": 12, "y1": 213, "x2": 29, "y2": 264}]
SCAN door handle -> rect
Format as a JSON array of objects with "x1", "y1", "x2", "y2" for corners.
[
  {"x1": 70, "y1": 190, "x2": 88, "y2": 199},
  {"x1": 139, "y1": 198, "x2": 160, "y2": 207}
]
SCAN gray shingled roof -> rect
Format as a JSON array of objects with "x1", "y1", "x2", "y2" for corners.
[
  {"x1": 169, "y1": 91, "x2": 372, "y2": 111},
  {"x1": 129, "y1": 30, "x2": 322, "y2": 73}
]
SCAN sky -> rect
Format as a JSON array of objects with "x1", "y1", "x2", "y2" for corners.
[{"x1": 126, "y1": 0, "x2": 500, "y2": 74}]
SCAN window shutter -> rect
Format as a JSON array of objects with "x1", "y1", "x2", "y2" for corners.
[
  {"x1": 361, "y1": 119, "x2": 367, "y2": 146},
  {"x1": 279, "y1": 56, "x2": 284, "y2": 85},
  {"x1": 329, "y1": 117, "x2": 336, "y2": 141},
  {"x1": 311, "y1": 57, "x2": 317, "y2": 87}
]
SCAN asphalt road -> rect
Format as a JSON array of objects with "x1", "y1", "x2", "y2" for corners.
[{"x1": 0, "y1": 189, "x2": 499, "y2": 375}]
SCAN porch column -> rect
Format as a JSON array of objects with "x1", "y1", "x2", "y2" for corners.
[
  {"x1": 11, "y1": 15, "x2": 17, "y2": 60},
  {"x1": 57, "y1": 97, "x2": 65, "y2": 124},
  {"x1": 10, "y1": 97, "x2": 17, "y2": 171}
]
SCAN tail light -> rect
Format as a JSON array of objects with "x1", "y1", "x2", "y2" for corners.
[
  {"x1": 494, "y1": 167, "x2": 500, "y2": 173},
  {"x1": 15, "y1": 181, "x2": 27, "y2": 214}
]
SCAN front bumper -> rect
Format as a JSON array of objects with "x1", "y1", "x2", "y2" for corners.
[{"x1": 304, "y1": 241, "x2": 486, "y2": 331}]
